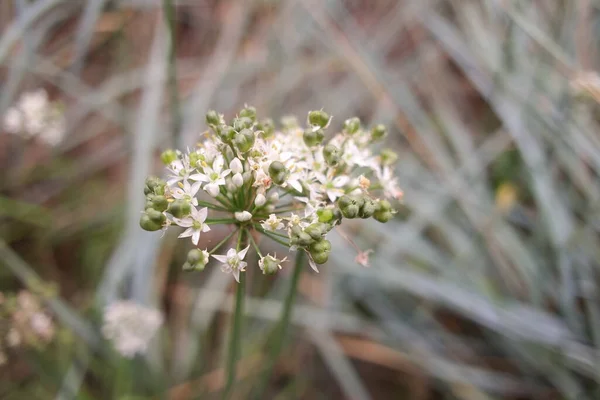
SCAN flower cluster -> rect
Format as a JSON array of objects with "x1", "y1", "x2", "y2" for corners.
[
  {"x1": 101, "y1": 301, "x2": 163, "y2": 358},
  {"x1": 0, "y1": 290, "x2": 56, "y2": 365},
  {"x1": 2, "y1": 89, "x2": 66, "y2": 146},
  {"x1": 140, "y1": 106, "x2": 401, "y2": 280}
]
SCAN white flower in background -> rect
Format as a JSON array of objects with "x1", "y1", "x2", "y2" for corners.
[
  {"x1": 192, "y1": 155, "x2": 231, "y2": 197},
  {"x1": 376, "y1": 166, "x2": 404, "y2": 200},
  {"x1": 102, "y1": 301, "x2": 163, "y2": 358},
  {"x1": 173, "y1": 206, "x2": 211, "y2": 245},
  {"x1": 212, "y1": 246, "x2": 250, "y2": 282},
  {"x1": 2, "y1": 89, "x2": 66, "y2": 146},
  {"x1": 29, "y1": 312, "x2": 54, "y2": 342}
]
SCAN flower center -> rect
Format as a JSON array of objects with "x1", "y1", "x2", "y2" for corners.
[{"x1": 210, "y1": 172, "x2": 219, "y2": 180}]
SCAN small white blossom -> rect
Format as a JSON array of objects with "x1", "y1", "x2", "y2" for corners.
[
  {"x1": 261, "y1": 214, "x2": 284, "y2": 231},
  {"x1": 234, "y1": 211, "x2": 252, "y2": 222},
  {"x1": 170, "y1": 180, "x2": 202, "y2": 206},
  {"x1": 193, "y1": 155, "x2": 231, "y2": 197},
  {"x1": 232, "y1": 173, "x2": 244, "y2": 188},
  {"x1": 173, "y1": 206, "x2": 211, "y2": 245},
  {"x1": 102, "y1": 301, "x2": 163, "y2": 358},
  {"x1": 212, "y1": 246, "x2": 250, "y2": 282}
]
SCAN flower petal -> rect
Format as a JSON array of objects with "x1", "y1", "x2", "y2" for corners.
[
  {"x1": 238, "y1": 245, "x2": 250, "y2": 260},
  {"x1": 212, "y1": 254, "x2": 228, "y2": 263}
]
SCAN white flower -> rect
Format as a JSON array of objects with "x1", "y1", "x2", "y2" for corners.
[
  {"x1": 170, "y1": 180, "x2": 202, "y2": 206},
  {"x1": 234, "y1": 211, "x2": 252, "y2": 222},
  {"x1": 102, "y1": 301, "x2": 163, "y2": 358},
  {"x1": 255, "y1": 193, "x2": 266, "y2": 207},
  {"x1": 230, "y1": 157, "x2": 243, "y2": 174},
  {"x1": 261, "y1": 214, "x2": 284, "y2": 231},
  {"x1": 376, "y1": 166, "x2": 403, "y2": 200},
  {"x1": 212, "y1": 246, "x2": 250, "y2": 282},
  {"x1": 192, "y1": 155, "x2": 231, "y2": 197},
  {"x1": 167, "y1": 156, "x2": 196, "y2": 186},
  {"x1": 173, "y1": 206, "x2": 211, "y2": 245},
  {"x1": 316, "y1": 173, "x2": 350, "y2": 202},
  {"x1": 3, "y1": 107, "x2": 22, "y2": 133}
]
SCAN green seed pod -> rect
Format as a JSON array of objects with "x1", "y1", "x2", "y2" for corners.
[
  {"x1": 185, "y1": 249, "x2": 209, "y2": 271},
  {"x1": 257, "y1": 118, "x2": 274, "y2": 138},
  {"x1": 308, "y1": 110, "x2": 330, "y2": 128},
  {"x1": 341, "y1": 204, "x2": 359, "y2": 219},
  {"x1": 146, "y1": 208, "x2": 166, "y2": 225},
  {"x1": 353, "y1": 195, "x2": 366, "y2": 209},
  {"x1": 239, "y1": 106, "x2": 257, "y2": 122},
  {"x1": 150, "y1": 195, "x2": 169, "y2": 212},
  {"x1": 205, "y1": 110, "x2": 221, "y2": 126},
  {"x1": 216, "y1": 125, "x2": 236, "y2": 142},
  {"x1": 343, "y1": 117, "x2": 360, "y2": 134},
  {"x1": 377, "y1": 199, "x2": 392, "y2": 212},
  {"x1": 268, "y1": 161, "x2": 287, "y2": 185},
  {"x1": 332, "y1": 207, "x2": 343, "y2": 225},
  {"x1": 310, "y1": 238, "x2": 331, "y2": 254},
  {"x1": 189, "y1": 151, "x2": 201, "y2": 167},
  {"x1": 140, "y1": 213, "x2": 162, "y2": 231},
  {"x1": 311, "y1": 251, "x2": 329, "y2": 264},
  {"x1": 305, "y1": 223, "x2": 327, "y2": 240},
  {"x1": 168, "y1": 199, "x2": 192, "y2": 219},
  {"x1": 290, "y1": 224, "x2": 303, "y2": 237},
  {"x1": 160, "y1": 149, "x2": 177, "y2": 165},
  {"x1": 359, "y1": 198, "x2": 377, "y2": 219},
  {"x1": 303, "y1": 128, "x2": 325, "y2": 147},
  {"x1": 145, "y1": 198, "x2": 154, "y2": 210},
  {"x1": 297, "y1": 232, "x2": 314, "y2": 247},
  {"x1": 370, "y1": 124, "x2": 387, "y2": 141},
  {"x1": 373, "y1": 210, "x2": 393, "y2": 223},
  {"x1": 380, "y1": 149, "x2": 398, "y2": 165},
  {"x1": 337, "y1": 195, "x2": 354, "y2": 209},
  {"x1": 232, "y1": 118, "x2": 245, "y2": 132},
  {"x1": 317, "y1": 208, "x2": 334, "y2": 223},
  {"x1": 322, "y1": 144, "x2": 341, "y2": 166}
]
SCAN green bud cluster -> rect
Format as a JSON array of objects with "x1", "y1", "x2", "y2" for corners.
[
  {"x1": 140, "y1": 177, "x2": 168, "y2": 231},
  {"x1": 337, "y1": 195, "x2": 394, "y2": 222},
  {"x1": 183, "y1": 249, "x2": 209, "y2": 271},
  {"x1": 288, "y1": 221, "x2": 334, "y2": 265}
]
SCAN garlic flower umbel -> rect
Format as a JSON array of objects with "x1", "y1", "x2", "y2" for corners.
[{"x1": 140, "y1": 106, "x2": 401, "y2": 279}]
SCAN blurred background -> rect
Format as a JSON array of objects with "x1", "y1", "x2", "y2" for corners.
[{"x1": 2, "y1": 0, "x2": 600, "y2": 399}]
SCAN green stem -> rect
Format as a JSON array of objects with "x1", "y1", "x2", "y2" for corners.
[
  {"x1": 161, "y1": 0, "x2": 181, "y2": 146},
  {"x1": 197, "y1": 200, "x2": 229, "y2": 212},
  {"x1": 254, "y1": 226, "x2": 290, "y2": 247},
  {"x1": 253, "y1": 250, "x2": 305, "y2": 398},
  {"x1": 205, "y1": 218, "x2": 237, "y2": 225},
  {"x1": 223, "y1": 229, "x2": 247, "y2": 399},
  {"x1": 208, "y1": 228, "x2": 239, "y2": 255}
]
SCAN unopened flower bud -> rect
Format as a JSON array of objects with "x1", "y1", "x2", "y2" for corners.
[
  {"x1": 230, "y1": 158, "x2": 243, "y2": 174},
  {"x1": 380, "y1": 149, "x2": 398, "y2": 165},
  {"x1": 160, "y1": 149, "x2": 177, "y2": 165},
  {"x1": 232, "y1": 173, "x2": 244, "y2": 188},
  {"x1": 239, "y1": 105, "x2": 257, "y2": 122},
  {"x1": 308, "y1": 110, "x2": 331, "y2": 128},
  {"x1": 268, "y1": 192, "x2": 279, "y2": 203},
  {"x1": 206, "y1": 110, "x2": 221, "y2": 126},
  {"x1": 235, "y1": 211, "x2": 253, "y2": 222},
  {"x1": 168, "y1": 199, "x2": 191, "y2": 218},
  {"x1": 370, "y1": 124, "x2": 387, "y2": 141},
  {"x1": 303, "y1": 128, "x2": 325, "y2": 147},
  {"x1": 323, "y1": 144, "x2": 341, "y2": 166},
  {"x1": 183, "y1": 249, "x2": 209, "y2": 271},
  {"x1": 234, "y1": 129, "x2": 255, "y2": 152},
  {"x1": 255, "y1": 193, "x2": 266, "y2": 207},
  {"x1": 343, "y1": 117, "x2": 360, "y2": 134}
]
